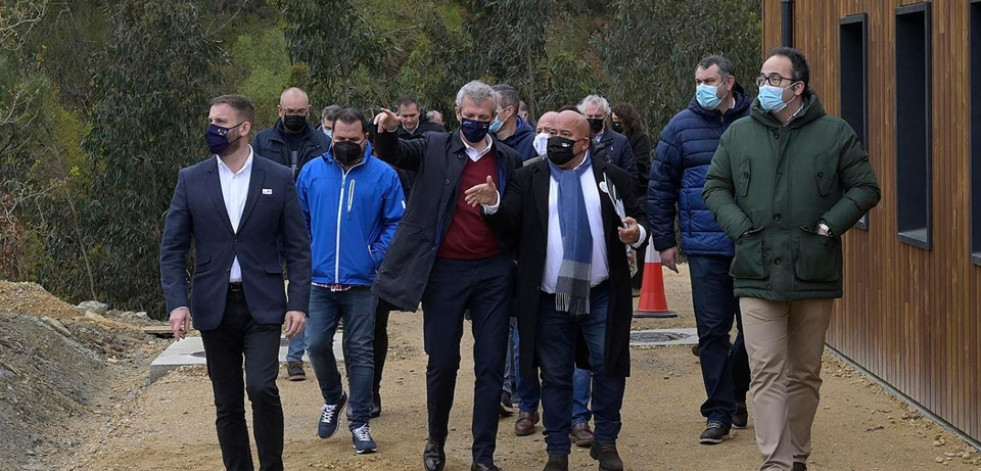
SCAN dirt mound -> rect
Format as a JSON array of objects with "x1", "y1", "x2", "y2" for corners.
[
  {"x1": 0, "y1": 281, "x2": 169, "y2": 470},
  {"x1": 0, "y1": 280, "x2": 83, "y2": 320}
]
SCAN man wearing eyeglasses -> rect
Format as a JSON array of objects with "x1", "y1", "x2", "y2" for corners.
[
  {"x1": 703, "y1": 47, "x2": 880, "y2": 471},
  {"x1": 649, "y1": 54, "x2": 753, "y2": 446}
]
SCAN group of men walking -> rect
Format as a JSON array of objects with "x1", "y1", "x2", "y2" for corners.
[{"x1": 159, "y1": 46, "x2": 880, "y2": 471}]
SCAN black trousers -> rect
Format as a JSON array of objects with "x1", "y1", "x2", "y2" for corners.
[
  {"x1": 373, "y1": 300, "x2": 393, "y2": 395},
  {"x1": 200, "y1": 288, "x2": 284, "y2": 471}
]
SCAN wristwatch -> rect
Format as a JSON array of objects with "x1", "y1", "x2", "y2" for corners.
[{"x1": 818, "y1": 222, "x2": 832, "y2": 237}]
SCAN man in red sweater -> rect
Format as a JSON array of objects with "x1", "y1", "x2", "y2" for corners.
[{"x1": 372, "y1": 81, "x2": 523, "y2": 471}]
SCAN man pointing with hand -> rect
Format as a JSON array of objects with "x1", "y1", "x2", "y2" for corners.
[
  {"x1": 370, "y1": 81, "x2": 522, "y2": 471},
  {"x1": 468, "y1": 110, "x2": 649, "y2": 471}
]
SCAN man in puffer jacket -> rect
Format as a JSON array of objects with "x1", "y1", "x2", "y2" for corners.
[
  {"x1": 648, "y1": 55, "x2": 753, "y2": 445},
  {"x1": 295, "y1": 107, "x2": 405, "y2": 454}
]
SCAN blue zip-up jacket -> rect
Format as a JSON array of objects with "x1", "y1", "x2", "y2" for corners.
[
  {"x1": 296, "y1": 141, "x2": 405, "y2": 286},
  {"x1": 648, "y1": 85, "x2": 751, "y2": 256},
  {"x1": 500, "y1": 117, "x2": 538, "y2": 161}
]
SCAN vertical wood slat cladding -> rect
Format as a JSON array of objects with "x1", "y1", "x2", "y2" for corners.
[{"x1": 761, "y1": 0, "x2": 980, "y2": 441}]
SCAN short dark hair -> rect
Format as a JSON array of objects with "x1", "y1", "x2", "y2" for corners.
[
  {"x1": 332, "y1": 107, "x2": 367, "y2": 133},
  {"x1": 395, "y1": 96, "x2": 420, "y2": 111},
  {"x1": 697, "y1": 54, "x2": 735, "y2": 78},
  {"x1": 558, "y1": 104, "x2": 581, "y2": 113},
  {"x1": 210, "y1": 94, "x2": 256, "y2": 125},
  {"x1": 611, "y1": 102, "x2": 645, "y2": 135},
  {"x1": 491, "y1": 84, "x2": 520, "y2": 112},
  {"x1": 321, "y1": 105, "x2": 342, "y2": 122},
  {"x1": 767, "y1": 46, "x2": 812, "y2": 97}
]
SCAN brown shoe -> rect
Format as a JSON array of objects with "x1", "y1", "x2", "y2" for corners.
[
  {"x1": 569, "y1": 422, "x2": 594, "y2": 447},
  {"x1": 514, "y1": 410, "x2": 540, "y2": 436}
]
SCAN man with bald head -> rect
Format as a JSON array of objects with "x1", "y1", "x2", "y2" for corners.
[
  {"x1": 251, "y1": 87, "x2": 331, "y2": 183},
  {"x1": 468, "y1": 110, "x2": 649, "y2": 471}
]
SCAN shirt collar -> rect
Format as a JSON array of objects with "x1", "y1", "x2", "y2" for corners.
[
  {"x1": 216, "y1": 145, "x2": 254, "y2": 176},
  {"x1": 461, "y1": 133, "x2": 494, "y2": 160}
]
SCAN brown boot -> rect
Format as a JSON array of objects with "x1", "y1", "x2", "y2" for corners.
[
  {"x1": 569, "y1": 422, "x2": 594, "y2": 447},
  {"x1": 514, "y1": 410, "x2": 540, "y2": 436}
]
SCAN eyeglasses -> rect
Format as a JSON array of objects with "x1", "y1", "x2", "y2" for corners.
[{"x1": 755, "y1": 73, "x2": 795, "y2": 87}]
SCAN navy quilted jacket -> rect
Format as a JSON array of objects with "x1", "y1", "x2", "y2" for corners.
[{"x1": 648, "y1": 85, "x2": 751, "y2": 256}]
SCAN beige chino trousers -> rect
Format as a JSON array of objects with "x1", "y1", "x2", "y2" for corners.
[{"x1": 739, "y1": 297, "x2": 834, "y2": 471}]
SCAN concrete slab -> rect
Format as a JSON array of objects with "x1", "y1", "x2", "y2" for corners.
[
  {"x1": 149, "y1": 333, "x2": 342, "y2": 383},
  {"x1": 629, "y1": 328, "x2": 698, "y2": 347}
]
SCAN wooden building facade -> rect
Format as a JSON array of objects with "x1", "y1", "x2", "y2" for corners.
[{"x1": 761, "y1": 0, "x2": 981, "y2": 443}]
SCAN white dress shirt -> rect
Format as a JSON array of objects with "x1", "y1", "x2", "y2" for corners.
[
  {"x1": 216, "y1": 147, "x2": 254, "y2": 282},
  {"x1": 542, "y1": 157, "x2": 608, "y2": 293},
  {"x1": 462, "y1": 133, "x2": 494, "y2": 162}
]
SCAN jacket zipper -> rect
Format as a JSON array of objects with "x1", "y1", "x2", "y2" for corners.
[{"x1": 334, "y1": 159, "x2": 366, "y2": 282}]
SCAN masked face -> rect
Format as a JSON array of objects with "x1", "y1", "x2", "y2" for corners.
[
  {"x1": 587, "y1": 118, "x2": 604, "y2": 134},
  {"x1": 283, "y1": 114, "x2": 307, "y2": 134},
  {"x1": 758, "y1": 83, "x2": 798, "y2": 113},
  {"x1": 460, "y1": 117, "x2": 491, "y2": 143},
  {"x1": 546, "y1": 136, "x2": 586, "y2": 166},
  {"x1": 695, "y1": 84, "x2": 723, "y2": 110},
  {"x1": 332, "y1": 140, "x2": 364, "y2": 166},
  {"x1": 206, "y1": 122, "x2": 244, "y2": 156}
]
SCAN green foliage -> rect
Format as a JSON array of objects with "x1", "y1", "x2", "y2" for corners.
[
  {"x1": 277, "y1": 0, "x2": 389, "y2": 108},
  {"x1": 231, "y1": 28, "x2": 291, "y2": 128},
  {"x1": 600, "y1": 0, "x2": 761, "y2": 134},
  {"x1": 73, "y1": 1, "x2": 227, "y2": 313},
  {"x1": 1, "y1": 0, "x2": 761, "y2": 316}
]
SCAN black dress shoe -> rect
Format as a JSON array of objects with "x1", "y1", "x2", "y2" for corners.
[
  {"x1": 471, "y1": 463, "x2": 502, "y2": 471},
  {"x1": 423, "y1": 439, "x2": 445, "y2": 471},
  {"x1": 543, "y1": 454, "x2": 568, "y2": 471},
  {"x1": 792, "y1": 463, "x2": 807, "y2": 471},
  {"x1": 732, "y1": 402, "x2": 749, "y2": 429}
]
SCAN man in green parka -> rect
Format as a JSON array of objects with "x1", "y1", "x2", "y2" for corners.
[{"x1": 702, "y1": 47, "x2": 880, "y2": 471}]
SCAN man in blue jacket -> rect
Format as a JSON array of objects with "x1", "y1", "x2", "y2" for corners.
[
  {"x1": 491, "y1": 84, "x2": 537, "y2": 161},
  {"x1": 296, "y1": 108, "x2": 405, "y2": 455},
  {"x1": 648, "y1": 55, "x2": 752, "y2": 445}
]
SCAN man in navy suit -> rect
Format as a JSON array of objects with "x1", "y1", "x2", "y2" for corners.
[{"x1": 160, "y1": 94, "x2": 311, "y2": 471}]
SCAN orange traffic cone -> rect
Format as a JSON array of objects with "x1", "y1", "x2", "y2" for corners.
[{"x1": 634, "y1": 240, "x2": 676, "y2": 318}]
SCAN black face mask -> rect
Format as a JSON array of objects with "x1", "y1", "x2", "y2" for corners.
[
  {"x1": 332, "y1": 141, "x2": 364, "y2": 166},
  {"x1": 611, "y1": 122, "x2": 624, "y2": 134},
  {"x1": 283, "y1": 114, "x2": 307, "y2": 134},
  {"x1": 587, "y1": 118, "x2": 604, "y2": 134},
  {"x1": 546, "y1": 136, "x2": 581, "y2": 166}
]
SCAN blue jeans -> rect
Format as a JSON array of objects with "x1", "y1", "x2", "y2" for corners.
[
  {"x1": 421, "y1": 256, "x2": 512, "y2": 465},
  {"x1": 688, "y1": 255, "x2": 751, "y2": 427},
  {"x1": 571, "y1": 367, "x2": 592, "y2": 425},
  {"x1": 513, "y1": 322, "x2": 542, "y2": 412},
  {"x1": 305, "y1": 285, "x2": 377, "y2": 430},
  {"x1": 285, "y1": 332, "x2": 306, "y2": 363},
  {"x1": 537, "y1": 283, "x2": 625, "y2": 455}
]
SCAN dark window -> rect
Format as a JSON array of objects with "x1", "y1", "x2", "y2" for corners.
[
  {"x1": 972, "y1": 1, "x2": 981, "y2": 265},
  {"x1": 895, "y1": 3, "x2": 932, "y2": 250},
  {"x1": 840, "y1": 13, "x2": 869, "y2": 230}
]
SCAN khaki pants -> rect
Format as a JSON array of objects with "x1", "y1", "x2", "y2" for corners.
[{"x1": 739, "y1": 297, "x2": 834, "y2": 471}]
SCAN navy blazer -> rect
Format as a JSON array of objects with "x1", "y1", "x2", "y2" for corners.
[{"x1": 159, "y1": 152, "x2": 312, "y2": 331}]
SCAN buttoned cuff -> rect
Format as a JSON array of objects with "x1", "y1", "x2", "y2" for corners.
[{"x1": 481, "y1": 191, "x2": 501, "y2": 215}]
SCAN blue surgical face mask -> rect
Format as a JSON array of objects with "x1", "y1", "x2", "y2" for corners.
[
  {"x1": 489, "y1": 116, "x2": 504, "y2": 134},
  {"x1": 759, "y1": 84, "x2": 792, "y2": 113},
  {"x1": 323, "y1": 128, "x2": 332, "y2": 139},
  {"x1": 695, "y1": 84, "x2": 722, "y2": 110}
]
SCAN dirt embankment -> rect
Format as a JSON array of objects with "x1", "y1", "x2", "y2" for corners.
[{"x1": 0, "y1": 281, "x2": 169, "y2": 471}]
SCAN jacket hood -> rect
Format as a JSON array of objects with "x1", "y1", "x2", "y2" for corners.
[
  {"x1": 688, "y1": 82, "x2": 751, "y2": 119},
  {"x1": 750, "y1": 93, "x2": 827, "y2": 129}
]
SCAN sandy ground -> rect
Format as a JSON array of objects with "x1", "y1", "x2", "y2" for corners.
[{"x1": 52, "y1": 266, "x2": 981, "y2": 471}]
